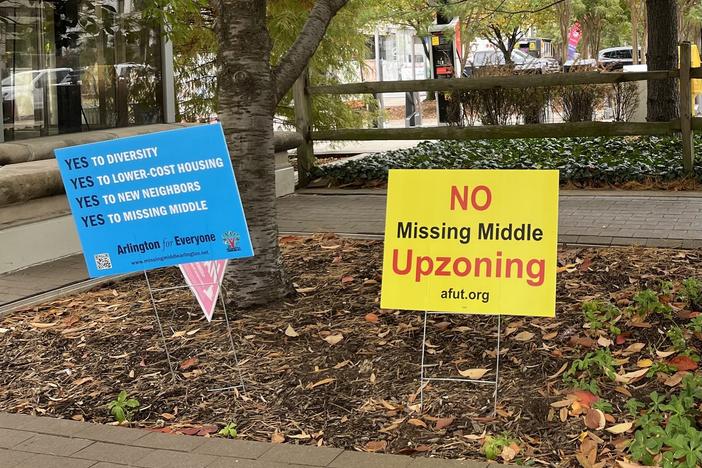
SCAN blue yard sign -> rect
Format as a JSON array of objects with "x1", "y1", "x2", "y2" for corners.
[{"x1": 55, "y1": 123, "x2": 253, "y2": 278}]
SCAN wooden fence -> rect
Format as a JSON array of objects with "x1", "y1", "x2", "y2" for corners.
[{"x1": 293, "y1": 42, "x2": 701, "y2": 186}]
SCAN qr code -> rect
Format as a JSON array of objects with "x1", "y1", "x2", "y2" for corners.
[{"x1": 94, "y1": 253, "x2": 113, "y2": 271}]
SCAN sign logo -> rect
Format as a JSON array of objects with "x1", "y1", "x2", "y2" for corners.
[
  {"x1": 179, "y1": 260, "x2": 228, "y2": 322},
  {"x1": 380, "y1": 169, "x2": 559, "y2": 317},
  {"x1": 223, "y1": 231, "x2": 241, "y2": 252}
]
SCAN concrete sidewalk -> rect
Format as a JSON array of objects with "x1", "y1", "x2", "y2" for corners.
[
  {"x1": 0, "y1": 412, "x2": 493, "y2": 468},
  {"x1": 2, "y1": 189, "x2": 702, "y2": 310}
]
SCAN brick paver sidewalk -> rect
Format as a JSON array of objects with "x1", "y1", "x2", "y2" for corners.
[
  {"x1": 0, "y1": 412, "x2": 495, "y2": 468},
  {"x1": 2, "y1": 189, "x2": 702, "y2": 310}
]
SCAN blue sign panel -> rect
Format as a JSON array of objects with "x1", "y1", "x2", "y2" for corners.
[{"x1": 55, "y1": 123, "x2": 253, "y2": 278}]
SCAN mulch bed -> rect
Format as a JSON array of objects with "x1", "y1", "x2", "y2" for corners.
[{"x1": 1, "y1": 235, "x2": 701, "y2": 466}]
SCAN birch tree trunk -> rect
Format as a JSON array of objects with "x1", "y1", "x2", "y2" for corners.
[
  {"x1": 646, "y1": 0, "x2": 679, "y2": 121},
  {"x1": 212, "y1": 0, "x2": 348, "y2": 307}
]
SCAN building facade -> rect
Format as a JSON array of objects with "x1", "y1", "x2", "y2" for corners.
[{"x1": 0, "y1": 0, "x2": 175, "y2": 143}]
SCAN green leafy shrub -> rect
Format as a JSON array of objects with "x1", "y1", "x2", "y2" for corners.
[
  {"x1": 630, "y1": 290, "x2": 672, "y2": 318},
  {"x1": 681, "y1": 278, "x2": 702, "y2": 308},
  {"x1": 315, "y1": 135, "x2": 702, "y2": 187}
]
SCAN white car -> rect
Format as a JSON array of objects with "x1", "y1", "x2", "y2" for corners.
[
  {"x1": 597, "y1": 47, "x2": 642, "y2": 70},
  {"x1": 464, "y1": 49, "x2": 559, "y2": 76}
]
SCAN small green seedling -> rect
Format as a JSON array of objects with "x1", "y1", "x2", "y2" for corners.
[
  {"x1": 218, "y1": 422, "x2": 238, "y2": 438},
  {"x1": 482, "y1": 433, "x2": 517, "y2": 460},
  {"x1": 107, "y1": 390, "x2": 140, "y2": 423}
]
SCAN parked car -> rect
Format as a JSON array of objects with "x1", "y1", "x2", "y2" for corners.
[
  {"x1": 463, "y1": 49, "x2": 559, "y2": 76},
  {"x1": 562, "y1": 57, "x2": 598, "y2": 72},
  {"x1": 597, "y1": 47, "x2": 642, "y2": 70}
]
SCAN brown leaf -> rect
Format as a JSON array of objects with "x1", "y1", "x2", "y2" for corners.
[
  {"x1": 656, "y1": 349, "x2": 676, "y2": 358},
  {"x1": 669, "y1": 355, "x2": 698, "y2": 371},
  {"x1": 543, "y1": 331, "x2": 558, "y2": 340},
  {"x1": 364, "y1": 313, "x2": 379, "y2": 323},
  {"x1": 664, "y1": 371, "x2": 688, "y2": 387},
  {"x1": 501, "y1": 445, "x2": 518, "y2": 462},
  {"x1": 341, "y1": 275, "x2": 355, "y2": 284},
  {"x1": 306, "y1": 377, "x2": 335, "y2": 390},
  {"x1": 571, "y1": 390, "x2": 599, "y2": 408},
  {"x1": 616, "y1": 460, "x2": 648, "y2": 467},
  {"x1": 434, "y1": 417, "x2": 454, "y2": 430},
  {"x1": 284, "y1": 325, "x2": 299, "y2": 337},
  {"x1": 295, "y1": 287, "x2": 316, "y2": 294},
  {"x1": 323, "y1": 333, "x2": 344, "y2": 345},
  {"x1": 179, "y1": 357, "x2": 199, "y2": 370},
  {"x1": 71, "y1": 377, "x2": 93, "y2": 388},
  {"x1": 161, "y1": 413, "x2": 176, "y2": 420},
  {"x1": 514, "y1": 331, "x2": 535, "y2": 342},
  {"x1": 364, "y1": 440, "x2": 387, "y2": 452},
  {"x1": 585, "y1": 408, "x2": 606, "y2": 430},
  {"x1": 271, "y1": 431, "x2": 285, "y2": 444},
  {"x1": 621, "y1": 343, "x2": 645, "y2": 356},
  {"x1": 607, "y1": 422, "x2": 633, "y2": 434},
  {"x1": 407, "y1": 418, "x2": 428, "y2": 428},
  {"x1": 570, "y1": 336, "x2": 596, "y2": 349},
  {"x1": 458, "y1": 368, "x2": 489, "y2": 379},
  {"x1": 615, "y1": 368, "x2": 648, "y2": 384}
]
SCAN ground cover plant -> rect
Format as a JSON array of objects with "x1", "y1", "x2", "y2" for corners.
[
  {"x1": 315, "y1": 136, "x2": 702, "y2": 189},
  {"x1": 1, "y1": 237, "x2": 702, "y2": 466}
]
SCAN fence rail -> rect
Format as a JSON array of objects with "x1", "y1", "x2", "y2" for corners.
[{"x1": 293, "y1": 42, "x2": 699, "y2": 186}]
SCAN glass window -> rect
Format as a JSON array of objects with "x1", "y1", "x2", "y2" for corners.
[{"x1": 1, "y1": 0, "x2": 164, "y2": 142}]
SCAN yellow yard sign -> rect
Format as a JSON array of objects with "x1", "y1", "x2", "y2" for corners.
[{"x1": 380, "y1": 170, "x2": 559, "y2": 317}]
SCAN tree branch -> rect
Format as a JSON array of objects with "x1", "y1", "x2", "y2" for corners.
[{"x1": 272, "y1": 0, "x2": 349, "y2": 105}]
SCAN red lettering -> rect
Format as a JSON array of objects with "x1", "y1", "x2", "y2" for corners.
[
  {"x1": 392, "y1": 249, "x2": 413, "y2": 275},
  {"x1": 472, "y1": 185, "x2": 492, "y2": 211},
  {"x1": 453, "y1": 257, "x2": 472, "y2": 276},
  {"x1": 435, "y1": 257, "x2": 451, "y2": 276},
  {"x1": 415, "y1": 256, "x2": 434, "y2": 282},
  {"x1": 450, "y1": 186, "x2": 468, "y2": 210}
]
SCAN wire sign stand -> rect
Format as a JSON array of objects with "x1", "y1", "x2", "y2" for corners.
[
  {"x1": 143, "y1": 271, "x2": 246, "y2": 394},
  {"x1": 419, "y1": 311, "x2": 502, "y2": 416}
]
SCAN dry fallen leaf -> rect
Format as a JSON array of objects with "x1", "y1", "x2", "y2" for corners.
[
  {"x1": 179, "y1": 357, "x2": 199, "y2": 370},
  {"x1": 501, "y1": 444, "x2": 519, "y2": 462},
  {"x1": 364, "y1": 440, "x2": 387, "y2": 452},
  {"x1": 434, "y1": 417, "x2": 454, "y2": 430},
  {"x1": 607, "y1": 422, "x2": 633, "y2": 434},
  {"x1": 621, "y1": 343, "x2": 645, "y2": 356},
  {"x1": 656, "y1": 349, "x2": 676, "y2": 358},
  {"x1": 636, "y1": 359, "x2": 653, "y2": 368},
  {"x1": 615, "y1": 368, "x2": 648, "y2": 384},
  {"x1": 597, "y1": 336, "x2": 613, "y2": 347},
  {"x1": 284, "y1": 325, "x2": 299, "y2": 337},
  {"x1": 664, "y1": 371, "x2": 688, "y2": 387},
  {"x1": 458, "y1": 368, "x2": 489, "y2": 379},
  {"x1": 669, "y1": 355, "x2": 698, "y2": 371},
  {"x1": 323, "y1": 333, "x2": 344, "y2": 345},
  {"x1": 306, "y1": 377, "x2": 335, "y2": 390},
  {"x1": 543, "y1": 331, "x2": 558, "y2": 340},
  {"x1": 585, "y1": 408, "x2": 606, "y2": 430},
  {"x1": 616, "y1": 460, "x2": 648, "y2": 467},
  {"x1": 407, "y1": 418, "x2": 428, "y2": 428},
  {"x1": 364, "y1": 313, "x2": 379, "y2": 323},
  {"x1": 271, "y1": 431, "x2": 285, "y2": 444},
  {"x1": 161, "y1": 413, "x2": 175, "y2": 420},
  {"x1": 514, "y1": 331, "x2": 535, "y2": 342}
]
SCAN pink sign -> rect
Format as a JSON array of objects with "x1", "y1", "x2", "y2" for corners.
[
  {"x1": 567, "y1": 22, "x2": 582, "y2": 60},
  {"x1": 179, "y1": 260, "x2": 228, "y2": 322}
]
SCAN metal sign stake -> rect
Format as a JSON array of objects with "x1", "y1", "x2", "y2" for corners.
[
  {"x1": 143, "y1": 271, "x2": 246, "y2": 393},
  {"x1": 419, "y1": 311, "x2": 502, "y2": 416}
]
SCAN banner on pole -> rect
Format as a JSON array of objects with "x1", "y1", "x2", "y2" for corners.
[
  {"x1": 380, "y1": 169, "x2": 559, "y2": 317},
  {"x1": 179, "y1": 260, "x2": 228, "y2": 322},
  {"x1": 55, "y1": 123, "x2": 253, "y2": 278},
  {"x1": 567, "y1": 22, "x2": 582, "y2": 61}
]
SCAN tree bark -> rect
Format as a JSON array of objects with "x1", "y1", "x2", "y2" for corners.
[
  {"x1": 213, "y1": 0, "x2": 289, "y2": 307},
  {"x1": 646, "y1": 0, "x2": 679, "y2": 121},
  {"x1": 213, "y1": 0, "x2": 348, "y2": 307}
]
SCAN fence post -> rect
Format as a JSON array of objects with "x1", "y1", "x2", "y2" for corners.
[
  {"x1": 293, "y1": 68, "x2": 315, "y2": 187},
  {"x1": 680, "y1": 41, "x2": 694, "y2": 174}
]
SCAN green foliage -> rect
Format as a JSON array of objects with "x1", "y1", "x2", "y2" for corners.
[
  {"x1": 563, "y1": 349, "x2": 617, "y2": 394},
  {"x1": 107, "y1": 390, "x2": 140, "y2": 423},
  {"x1": 592, "y1": 399, "x2": 614, "y2": 413},
  {"x1": 482, "y1": 432, "x2": 517, "y2": 460},
  {"x1": 646, "y1": 362, "x2": 677, "y2": 377},
  {"x1": 630, "y1": 290, "x2": 672, "y2": 318},
  {"x1": 316, "y1": 136, "x2": 702, "y2": 186},
  {"x1": 218, "y1": 422, "x2": 238, "y2": 438},
  {"x1": 629, "y1": 376, "x2": 702, "y2": 467},
  {"x1": 681, "y1": 278, "x2": 702, "y2": 308},
  {"x1": 668, "y1": 326, "x2": 688, "y2": 353},
  {"x1": 583, "y1": 300, "x2": 621, "y2": 336},
  {"x1": 625, "y1": 398, "x2": 645, "y2": 417},
  {"x1": 689, "y1": 316, "x2": 702, "y2": 333}
]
